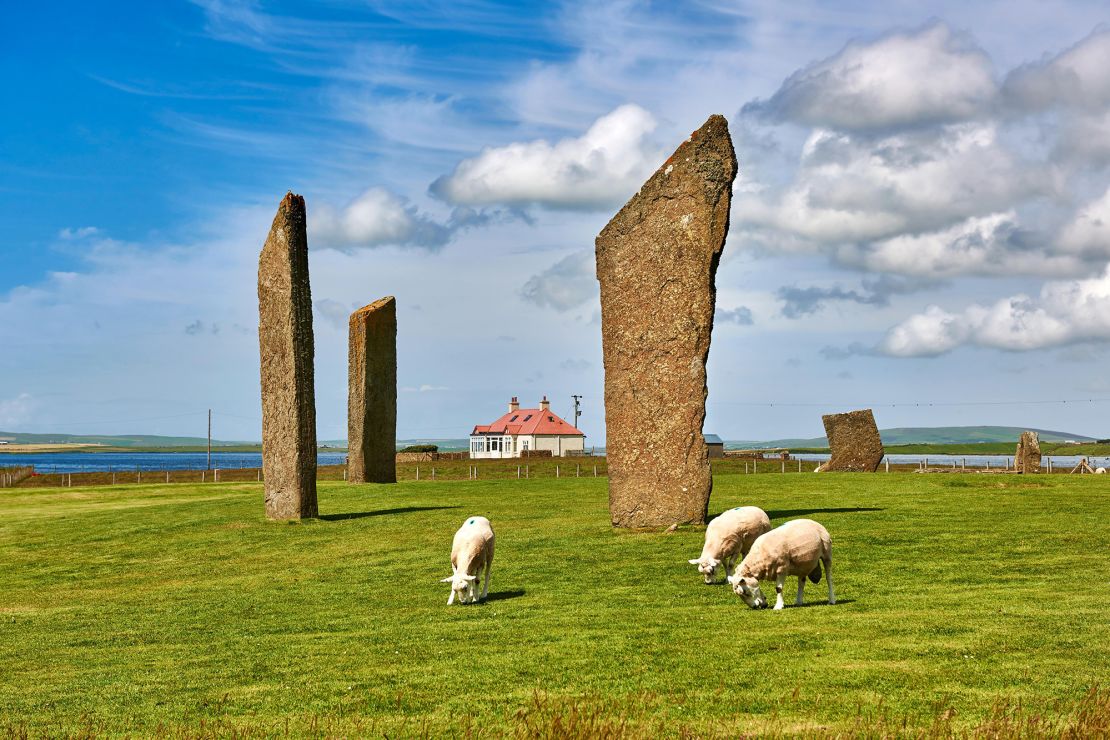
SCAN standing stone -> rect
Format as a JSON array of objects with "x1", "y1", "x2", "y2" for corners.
[
  {"x1": 347, "y1": 296, "x2": 397, "y2": 484},
  {"x1": 819, "y1": 409, "x2": 884, "y2": 472},
  {"x1": 596, "y1": 115, "x2": 737, "y2": 528},
  {"x1": 1015, "y1": 430, "x2": 1041, "y2": 474},
  {"x1": 258, "y1": 192, "x2": 318, "y2": 519}
]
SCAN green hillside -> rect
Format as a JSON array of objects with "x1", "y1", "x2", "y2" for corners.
[
  {"x1": 727, "y1": 425, "x2": 1097, "y2": 449},
  {"x1": 0, "y1": 431, "x2": 250, "y2": 447}
]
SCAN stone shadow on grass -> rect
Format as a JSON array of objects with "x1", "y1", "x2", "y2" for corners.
[
  {"x1": 320, "y1": 505, "x2": 460, "y2": 521},
  {"x1": 483, "y1": 590, "x2": 526, "y2": 603},
  {"x1": 764, "y1": 507, "x2": 883, "y2": 519}
]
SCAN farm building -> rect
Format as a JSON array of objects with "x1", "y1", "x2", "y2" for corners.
[
  {"x1": 470, "y1": 396, "x2": 585, "y2": 459},
  {"x1": 705, "y1": 433, "x2": 725, "y2": 458}
]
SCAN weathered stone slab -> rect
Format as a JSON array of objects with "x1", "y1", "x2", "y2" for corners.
[
  {"x1": 819, "y1": 409, "x2": 884, "y2": 472},
  {"x1": 348, "y1": 296, "x2": 397, "y2": 484},
  {"x1": 1015, "y1": 430, "x2": 1041, "y2": 473},
  {"x1": 258, "y1": 192, "x2": 318, "y2": 519},
  {"x1": 596, "y1": 115, "x2": 737, "y2": 528}
]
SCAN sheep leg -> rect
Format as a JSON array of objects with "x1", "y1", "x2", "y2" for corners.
[
  {"x1": 447, "y1": 588, "x2": 455, "y2": 606},
  {"x1": 773, "y1": 575, "x2": 786, "y2": 610},
  {"x1": 825, "y1": 558, "x2": 836, "y2": 605},
  {"x1": 796, "y1": 575, "x2": 806, "y2": 606},
  {"x1": 481, "y1": 562, "x2": 491, "y2": 600}
]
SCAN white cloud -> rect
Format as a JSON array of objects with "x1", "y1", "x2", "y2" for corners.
[
  {"x1": 880, "y1": 265, "x2": 1110, "y2": 356},
  {"x1": 1004, "y1": 27, "x2": 1110, "y2": 111},
  {"x1": 58, "y1": 227, "x2": 100, "y2": 240},
  {"x1": 836, "y1": 212, "x2": 1090, "y2": 278},
  {"x1": 310, "y1": 187, "x2": 450, "y2": 249},
  {"x1": 745, "y1": 22, "x2": 997, "y2": 132},
  {"x1": 314, "y1": 298, "x2": 352, "y2": 329},
  {"x1": 0, "y1": 393, "x2": 34, "y2": 428},
  {"x1": 738, "y1": 123, "x2": 1044, "y2": 246},
  {"x1": 400, "y1": 384, "x2": 450, "y2": 392},
  {"x1": 431, "y1": 104, "x2": 660, "y2": 210},
  {"x1": 519, "y1": 250, "x2": 597, "y2": 311},
  {"x1": 1057, "y1": 188, "x2": 1110, "y2": 258}
]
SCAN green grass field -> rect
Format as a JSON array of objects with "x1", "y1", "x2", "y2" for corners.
[{"x1": 1, "y1": 473, "x2": 1108, "y2": 737}]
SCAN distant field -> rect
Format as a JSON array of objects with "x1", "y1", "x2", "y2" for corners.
[
  {"x1": 1, "y1": 473, "x2": 1108, "y2": 736},
  {"x1": 790, "y1": 442, "x2": 1110, "y2": 456}
]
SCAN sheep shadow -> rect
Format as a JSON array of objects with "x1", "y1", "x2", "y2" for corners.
[
  {"x1": 764, "y1": 507, "x2": 883, "y2": 519},
  {"x1": 320, "y1": 505, "x2": 460, "y2": 521},
  {"x1": 482, "y1": 590, "x2": 526, "y2": 603}
]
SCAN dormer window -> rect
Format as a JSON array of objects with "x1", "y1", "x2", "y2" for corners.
[
  {"x1": 523, "y1": 414, "x2": 532, "y2": 421},
  {"x1": 510, "y1": 415, "x2": 519, "y2": 421}
]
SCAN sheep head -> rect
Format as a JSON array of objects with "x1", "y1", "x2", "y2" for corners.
[
  {"x1": 728, "y1": 574, "x2": 767, "y2": 609},
  {"x1": 688, "y1": 557, "x2": 722, "y2": 584},
  {"x1": 441, "y1": 573, "x2": 478, "y2": 602}
]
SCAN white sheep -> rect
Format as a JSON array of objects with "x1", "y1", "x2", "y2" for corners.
[
  {"x1": 688, "y1": 506, "x2": 772, "y2": 584},
  {"x1": 727, "y1": 519, "x2": 834, "y2": 610},
  {"x1": 440, "y1": 516, "x2": 495, "y2": 605},
  {"x1": 1097, "y1": 467, "x2": 1107, "y2": 475}
]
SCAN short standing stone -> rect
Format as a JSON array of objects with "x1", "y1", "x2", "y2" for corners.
[
  {"x1": 820, "y1": 409, "x2": 884, "y2": 472},
  {"x1": 258, "y1": 192, "x2": 318, "y2": 519},
  {"x1": 348, "y1": 296, "x2": 397, "y2": 484},
  {"x1": 596, "y1": 114, "x2": 737, "y2": 528},
  {"x1": 1015, "y1": 430, "x2": 1041, "y2": 473}
]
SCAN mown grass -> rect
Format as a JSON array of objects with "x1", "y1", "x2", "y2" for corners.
[{"x1": 0, "y1": 473, "x2": 1108, "y2": 737}]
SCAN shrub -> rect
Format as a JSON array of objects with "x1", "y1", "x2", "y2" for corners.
[{"x1": 398, "y1": 444, "x2": 438, "y2": 453}]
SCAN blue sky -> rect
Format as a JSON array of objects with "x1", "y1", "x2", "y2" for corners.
[{"x1": 4, "y1": 0, "x2": 1110, "y2": 443}]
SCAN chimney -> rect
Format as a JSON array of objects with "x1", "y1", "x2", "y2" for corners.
[
  {"x1": 509, "y1": 396, "x2": 519, "y2": 413},
  {"x1": 539, "y1": 395, "x2": 550, "y2": 412}
]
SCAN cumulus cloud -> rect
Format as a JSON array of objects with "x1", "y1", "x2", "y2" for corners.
[
  {"x1": 716, "y1": 306, "x2": 754, "y2": 325},
  {"x1": 738, "y1": 123, "x2": 1044, "y2": 248},
  {"x1": 520, "y1": 250, "x2": 597, "y2": 311},
  {"x1": 1003, "y1": 27, "x2": 1110, "y2": 112},
  {"x1": 744, "y1": 22, "x2": 997, "y2": 133},
  {"x1": 311, "y1": 187, "x2": 450, "y2": 249},
  {"x1": 431, "y1": 104, "x2": 660, "y2": 210},
  {"x1": 1057, "y1": 188, "x2": 1110, "y2": 259},
  {"x1": 880, "y1": 265, "x2": 1110, "y2": 356}
]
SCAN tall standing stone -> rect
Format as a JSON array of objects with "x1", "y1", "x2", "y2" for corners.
[
  {"x1": 819, "y1": 409, "x2": 884, "y2": 472},
  {"x1": 1015, "y1": 430, "x2": 1041, "y2": 473},
  {"x1": 258, "y1": 192, "x2": 318, "y2": 519},
  {"x1": 348, "y1": 296, "x2": 397, "y2": 484},
  {"x1": 596, "y1": 115, "x2": 737, "y2": 529}
]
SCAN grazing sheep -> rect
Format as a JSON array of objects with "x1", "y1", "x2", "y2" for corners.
[
  {"x1": 1097, "y1": 467, "x2": 1107, "y2": 475},
  {"x1": 728, "y1": 519, "x2": 834, "y2": 610},
  {"x1": 688, "y1": 506, "x2": 772, "y2": 584},
  {"x1": 441, "y1": 516, "x2": 495, "y2": 605}
]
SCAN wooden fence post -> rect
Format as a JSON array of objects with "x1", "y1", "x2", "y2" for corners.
[
  {"x1": 556, "y1": 465, "x2": 560, "y2": 478},
  {"x1": 517, "y1": 465, "x2": 521, "y2": 479},
  {"x1": 781, "y1": 460, "x2": 785, "y2": 474},
  {"x1": 416, "y1": 466, "x2": 420, "y2": 481},
  {"x1": 885, "y1": 458, "x2": 890, "y2": 473},
  {"x1": 593, "y1": 465, "x2": 597, "y2": 477},
  {"x1": 432, "y1": 468, "x2": 436, "y2": 480},
  {"x1": 576, "y1": 464, "x2": 580, "y2": 478}
]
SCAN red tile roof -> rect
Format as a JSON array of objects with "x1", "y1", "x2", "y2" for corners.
[{"x1": 472, "y1": 406, "x2": 584, "y2": 436}]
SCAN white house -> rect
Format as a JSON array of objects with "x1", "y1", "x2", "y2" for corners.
[{"x1": 469, "y1": 396, "x2": 586, "y2": 459}]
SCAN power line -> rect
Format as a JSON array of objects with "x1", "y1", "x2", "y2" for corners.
[{"x1": 711, "y1": 398, "x2": 1110, "y2": 409}]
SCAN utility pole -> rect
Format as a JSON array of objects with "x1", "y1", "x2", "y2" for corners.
[
  {"x1": 207, "y1": 409, "x2": 212, "y2": 471},
  {"x1": 571, "y1": 395, "x2": 583, "y2": 429}
]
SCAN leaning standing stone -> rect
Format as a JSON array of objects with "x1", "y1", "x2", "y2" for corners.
[
  {"x1": 596, "y1": 115, "x2": 737, "y2": 528},
  {"x1": 348, "y1": 296, "x2": 397, "y2": 484},
  {"x1": 258, "y1": 192, "x2": 318, "y2": 519},
  {"x1": 819, "y1": 409, "x2": 885, "y2": 472}
]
